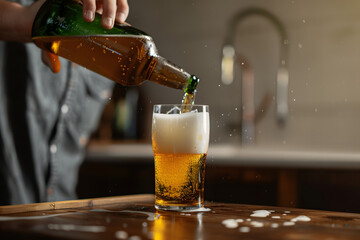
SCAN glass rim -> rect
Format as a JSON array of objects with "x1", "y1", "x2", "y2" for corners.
[
  {"x1": 153, "y1": 104, "x2": 209, "y2": 107},
  {"x1": 153, "y1": 104, "x2": 209, "y2": 114}
]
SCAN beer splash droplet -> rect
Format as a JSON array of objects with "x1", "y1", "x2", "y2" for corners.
[{"x1": 51, "y1": 41, "x2": 60, "y2": 54}]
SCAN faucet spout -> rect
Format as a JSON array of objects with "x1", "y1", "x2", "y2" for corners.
[
  {"x1": 239, "y1": 56, "x2": 255, "y2": 144},
  {"x1": 221, "y1": 7, "x2": 289, "y2": 136}
]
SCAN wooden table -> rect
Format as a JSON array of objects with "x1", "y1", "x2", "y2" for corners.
[{"x1": 0, "y1": 194, "x2": 360, "y2": 239}]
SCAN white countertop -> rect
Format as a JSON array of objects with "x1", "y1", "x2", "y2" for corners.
[{"x1": 85, "y1": 143, "x2": 360, "y2": 169}]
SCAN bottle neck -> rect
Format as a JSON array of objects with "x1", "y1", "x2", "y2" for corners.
[{"x1": 148, "y1": 57, "x2": 191, "y2": 91}]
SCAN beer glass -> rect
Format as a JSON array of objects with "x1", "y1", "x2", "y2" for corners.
[{"x1": 152, "y1": 104, "x2": 210, "y2": 211}]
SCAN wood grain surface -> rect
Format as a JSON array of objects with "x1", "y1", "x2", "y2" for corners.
[
  {"x1": 0, "y1": 194, "x2": 154, "y2": 215},
  {"x1": 0, "y1": 194, "x2": 360, "y2": 239}
]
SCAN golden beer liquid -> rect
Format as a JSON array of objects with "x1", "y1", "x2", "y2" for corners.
[
  {"x1": 154, "y1": 152, "x2": 206, "y2": 207},
  {"x1": 33, "y1": 35, "x2": 156, "y2": 86},
  {"x1": 181, "y1": 92, "x2": 195, "y2": 113}
]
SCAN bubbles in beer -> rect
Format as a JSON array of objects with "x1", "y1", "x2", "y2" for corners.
[
  {"x1": 152, "y1": 109, "x2": 209, "y2": 209},
  {"x1": 33, "y1": 35, "x2": 157, "y2": 86}
]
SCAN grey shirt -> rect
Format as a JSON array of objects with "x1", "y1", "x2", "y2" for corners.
[{"x1": 0, "y1": 0, "x2": 113, "y2": 205}]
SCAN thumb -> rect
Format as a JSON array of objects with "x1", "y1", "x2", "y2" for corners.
[{"x1": 41, "y1": 50, "x2": 61, "y2": 73}]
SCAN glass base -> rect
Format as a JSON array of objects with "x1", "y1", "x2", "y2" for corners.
[{"x1": 155, "y1": 203, "x2": 203, "y2": 212}]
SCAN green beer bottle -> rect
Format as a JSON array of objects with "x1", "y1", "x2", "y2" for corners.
[{"x1": 32, "y1": 0, "x2": 199, "y2": 94}]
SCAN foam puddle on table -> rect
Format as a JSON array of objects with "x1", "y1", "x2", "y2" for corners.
[
  {"x1": 222, "y1": 219, "x2": 244, "y2": 229},
  {"x1": 115, "y1": 231, "x2": 142, "y2": 240},
  {"x1": 180, "y1": 207, "x2": 211, "y2": 213},
  {"x1": 0, "y1": 212, "x2": 108, "y2": 234},
  {"x1": 0, "y1": 208, "x2": 163, "y2": 239},
  {"x1": 48, "y1": 223, "x2": 106, "y2": 233},
  {"x1": 221, "y1": 209, "x2": 311, "y2": 233},
  {"x1": 250, "y1": 210, "x2": 271, "y2": 218},
  {"x1": 291, "y1": 215, "x2": 311, "y2": 222},
  {"x1": 89, "y1": 209, "x2": 156, "y2": 221},
  {"x1": 0, "y1": 212, "x2": 76, "y2": 221}
]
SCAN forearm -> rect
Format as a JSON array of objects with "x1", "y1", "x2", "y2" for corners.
[
  {"x1": 0, "y1": 0, "x2": 44, "y2": 42},
  {"x1": 0, "y1": 1, "x2": 27, "y2": 41}
]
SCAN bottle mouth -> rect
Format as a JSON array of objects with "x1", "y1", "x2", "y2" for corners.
[{"x1": 185, "y1": 75, "x2": 200, "y2": 94}]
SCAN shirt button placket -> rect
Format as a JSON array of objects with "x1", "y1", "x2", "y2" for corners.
[
  {"x1": 61, "y1": 104, "x2": 69, "y2": 114},
  {"x1": 47, "y1": 64, "x2": 74, "y2": 202},
  {"x1": 48, "y1": 143, "x2": 57, "y2": 201},
  {"x1": 50, "y1": 144, "x2": 57, "y2": 154}
]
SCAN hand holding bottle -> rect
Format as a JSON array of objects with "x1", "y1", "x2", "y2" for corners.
[
  {"x1": 0, "y1": 0, "x2": 129, "y2": 73},
  {"x1": 44, "y1": 0, "x2": 130, "y2": 72},
  {"x1": 82, "y1": 0, "x2": 129, "y2": 29}
]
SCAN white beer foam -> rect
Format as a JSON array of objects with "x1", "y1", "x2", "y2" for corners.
[
  {"x1": 250, "y1": 210, "x2": 271, "y2": 218},
  {"x1": 152, "y1": 112, "x2": 210, "y2": 154},
  {"x1": 291, "y1": 215, "x2": 311, "y2": 222}
]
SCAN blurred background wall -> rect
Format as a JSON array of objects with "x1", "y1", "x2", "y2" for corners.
[
  {"x1": 108, "y1": 0, "x2": 360, "y2": 152},
  {"x1": 82, "y1": 1, "x2": 360, "y2": 212}
]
